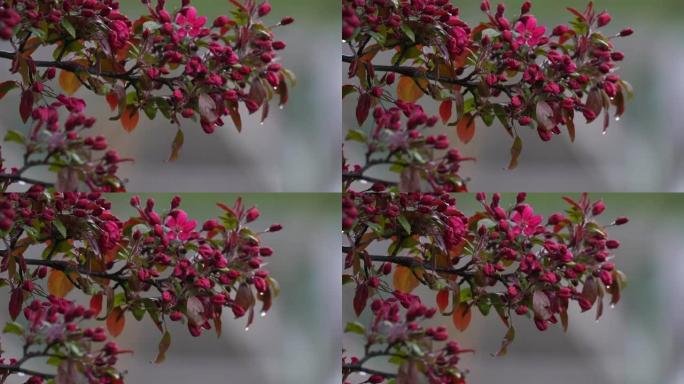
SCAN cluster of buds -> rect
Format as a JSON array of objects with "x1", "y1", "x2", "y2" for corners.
[
  {"x1": 343, "y1": 0, "x2": 633, "y2": 192},
  {"x1": 0, "y1": 296, "x2": 126, "y2": 383},
  {"x1": 0, "y1": 190, "x2": 282, "y2": 382},
  {"x1": 342, "y1": 192, "x2": 627, "y2": 382},
  {"x1": 343, "y1": 99, "x2": 473, "y2": 193},
  {"x1": 0, "y1": 91, "x2": 129, "y2": 192},
  {"x1": 0, "y1": 0, "x2": 294, "y2": 190},
  {"x1": 343, "y1": 292, "x2": 471, "y2": 384}
]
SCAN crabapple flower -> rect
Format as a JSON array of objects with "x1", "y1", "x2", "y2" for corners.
[{"x1": 514, "y1": 16, "x2": 546, "y2": 47}]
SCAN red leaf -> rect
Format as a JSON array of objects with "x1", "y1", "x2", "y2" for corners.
[
  {"x1": 0, "y1": 80, "x2": 16, "y2": 101},
  {"x1": 356, "y1": 93, "x2": 371, "y2": 126},
  {"x1": 19, "y1": 90, "x2": 33, "y2": 123},
  {"x1": 452, "y1": 303, "x2": 472, "y2": 331},
  {"x1": 436, "y1": 289, "x2": 449, "y2": 312},
  {"x1": 353, "y1": 284, "x2": 369, "y2": 317},
  {"x1": 507, "y1": 136, "x2": 523, "y2": 170},
  {"x1": 106, "y1": 92, "x2": 119, "y2": 111},
  {"x1": 9, "y1": 288, "x2": 23, "y2": 321},
  {"x1": 121, "y1": 106, "x2": 140, "y2": 132},
  {"x1": 90, "y1": 294, "x2": 103, "y2": 316},
  {"x1": 106, "y1": 307, "x2": 126, "y2": 337},
  {"x1": 456, "y1": 113, "x2": 476, "y2": 144},
  {"x1": 439, "y1": 100, "x2": 452, "y2": 124}
]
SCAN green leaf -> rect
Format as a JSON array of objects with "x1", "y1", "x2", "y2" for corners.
[
  {"x1": 345, "y1": 129, "x2": 367, "y2": 143},
  {"x1": 3, "y1": 321, "x2": 24, "y2": 335},
  {"x1": 397, "y1": 215, "x2": 411, "y2": 235},
  {"x1": 507, "y1": 136, "x2": 523, "y2": 170},
  {"x1": 400, "y1": 24, "x2": 415, "y2": 42},
  {"x1": 169, "y1": 129, "x2": 184, "y2": 162},
  {"x1": 342, "y1": 85, "x2": 357, "y2": 99},
  {"x1": 344, "y1": 321, "x2": 366, "y2": 335},
  {"x1": 155, "y1": 331, "x2": 172, "y2": 364},
  {"x1": 62, "y1": 19, "x2": 76, "y2": 38},
  {"x1": 4, "y1": 130, "x2": 25, "y2": 145},
  {"x1": 53, "y1": 220, "x2": 67, "y2": 239}
]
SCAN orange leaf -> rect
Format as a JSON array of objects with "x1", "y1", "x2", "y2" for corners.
[
  {"x1": 106, "y1": 307, "x2": 126, "y2": 337},
  {"x1": 393, "y1": 265, "x2": 420, "y2": 293},
  {"x1": 397, "y1": 76, "x2": 425, "y2": 103},
  {"x1": 90, "y1": 294, "x2": 103, "y2": 316},
  {"x1": 58, "y1": 59, "x2": 88, "y2": 95},
  {"x1": 436, "y1": 289, "x2": 449, "y2": 312},
  {"x1": 106, "y1": 92, "x2": 119, "y2": 111},
  {"x1": 452, "y1": 303, "x2": 472, "y2": 332},
  {"x1": 47, "y1": 269, "x2": 74, "y2": 298},
  {"x1": 121, "y1": 106, "x2": 140, "y2": 132},
  {"x1": 456, "y1": 113, "x2": 476, "y2": 144},
  {"x1": 439, "y1": 100, "x2": 452, "y2": 124}
]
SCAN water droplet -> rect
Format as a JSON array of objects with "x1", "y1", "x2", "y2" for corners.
[
  {"x1": 615, "y1": 116, "x2": 620, "y2": 121},
  {"x1": 245, "y1": 326, "x2": 250, "y2": 332},
  {"x1": 260, "y1": 121, "x2": 264, "y2": 126},
  {"x1": 279, "y1": 105, "x2": 284, "y2": 110},
  {"x1": 342, "y1": 40, "x2": 347, "y2": 44},
  {"x1": 610, "y1": 304, "x2": 615, "y2": 309},
  {"x1": 259, "y1": 292, "x2": 264, "y2": 296},
  {"x1": 260, "y1": 311, "x2": 266, "y2": 317},
  {"x1": 359, "y1": 179, "x2": 369, "y2": 184},
  {"x1": 610, "y1": 97, "x2": 615, "y2": 101},
  {"x1": 18, "y1": 180, "x2": 26, "y2": 186},
  {"x1": 595, "y1": 319, "x2": 600, "y2": 323},
  {"x1": 358, "y1": 372, "x2": 368, "y2": 376},
  {"x1": 602, "y1": 131, "x2": 608, "y2": 136},
  {"x1": 273, "y1": 86, "x2": 278, "y2": 91}
]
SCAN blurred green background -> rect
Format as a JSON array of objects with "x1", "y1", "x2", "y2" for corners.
[
  {"x1": 343, "y1": 193, "x2": 684, "y2": 384},
  {"x1": 0, "y1": 193, "x2": 341, "y2": 384},
  {"x1": 0, "y1": 0, "x2": 341, "y2": 192},
  {"x1": 344, "y1": 0, "x2": 684, "y2": 191}
]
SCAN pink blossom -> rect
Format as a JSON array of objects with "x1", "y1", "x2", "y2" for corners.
[
  {"x1": 514, "y1": 16, "x2": 546, "y2": 47},
  {"x1": 175, "y1": 6, "x2": 207, "y2": 38},
  {"x1": 511, "y1": 204, "x2": 543, "y2": 236},
  {"x1": 165, "y1": 209, "x2": 197, "y2": 241}
]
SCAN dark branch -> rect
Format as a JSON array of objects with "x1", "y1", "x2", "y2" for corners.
[
  {"x1": 343, "y1": 364, "x2": 397, "y2": 379},
  {"x1": 343, "y1": 247, "x2": 473, "y2": 276},
  {"x1": 342, "y1": 55, "x2": 475, "y2": 86},
  {"x1": 342, "y1": 172, "x2": 398, "y2": 187},
  {"x1": 0, "y1": 50, "x2": 136, "y2": 81},
  {"x1": 23, "y1": 258, "x2": 126, "y2": 283},
  {"x1": 0, "y1": 364, "x2": 55, "y2": 379},
  {"x1": 0, "y1": 174, "x2": 54, "y2": 187}
]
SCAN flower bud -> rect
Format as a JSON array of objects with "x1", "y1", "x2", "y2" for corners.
[
  {"x1": 597, "y1": 11, "x2": 611, "y2": 27},
  {"x1": 257, "y1": 2, "x2": 272, "y2": 17},
  {"x1": 246, "y1": 207, "x2": 260, "y2": 222}
]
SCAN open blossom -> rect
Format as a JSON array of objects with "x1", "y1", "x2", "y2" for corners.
[
  {"x1": 515, "y1": 16, "x2": 546, "y2": 47},
  {"x1": 175, "y1": 6, "x2": 208, "y2": 38},
  {"x1": 165, "y1": 209, "x2": 197, "y2": 241},
  {"x1": 511, "y1": 204, "x2": 543, "y2": 236}
]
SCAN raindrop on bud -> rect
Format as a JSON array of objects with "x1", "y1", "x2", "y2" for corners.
[
  {"x1": 245, "y1": 327, "x2": 250, "y2": 332},
  {"x1": 260, "y1": 311, "x2": 266, "y2": 317}
]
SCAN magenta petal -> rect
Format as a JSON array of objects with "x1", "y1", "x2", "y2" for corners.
[
  {"x1": 533, "y1": 26, "x2": 546, "y2": 37},
  {"x1": 165, "y1": 217, "x2": 177, "y2": 228},
  {"x1": 185, "y1": 6, "x2": 197, "y2": 20},
  {"x1": 195, "y1": 16, "x2": 207, "y2": 28},
  {"x1": 183, "y1": 220, "x2": 197, "y2": 232},
  {"x1": 515, "y1": 22, "x2": 525, "y2": 34},
  {"x1": 175, "y1": 210, "x2": 188, "y2": 224},
  {"x1": 525, "y1": 16, "x2": 537, "y2": 31},
  {"x1": 175, "y1": 14, "x2": 186, "y2": 24}
]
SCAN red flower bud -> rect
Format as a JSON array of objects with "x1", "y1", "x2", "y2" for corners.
[
  {"x1": 258, "y1": 2, "x2": 272, "y2": 17},
  {"x1": 246, "y1": 207, "x2": 260, "y2": 222}
]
